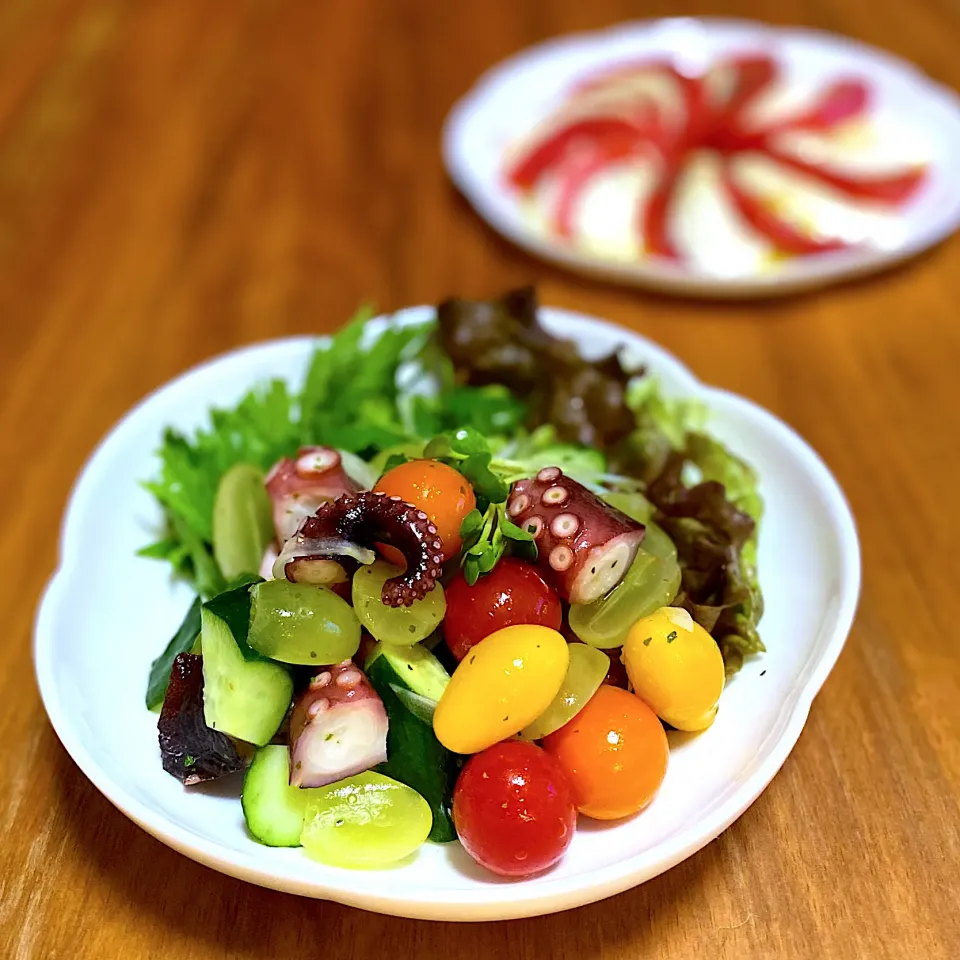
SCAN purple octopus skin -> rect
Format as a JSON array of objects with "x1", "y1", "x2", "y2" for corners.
[
  {"x1": 289, "y1": 660, "x2": 388, "y2": 788},
  {"x1": 292, "y1": 491, "x2": 444, "y2": 606},
  {"x1": 265, "y1": 446, "x2": 361, "y2": 543},
  {"x1": 507, "y1": 467, "x2": 646, "y2": 605},
  {"x1": 159, "y1": 653, "x2": 245, "y2": 786}
]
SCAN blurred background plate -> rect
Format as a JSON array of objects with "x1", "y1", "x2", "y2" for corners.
[{"x1": 443, "y1": 17, "x2": 960, "y2": 298}]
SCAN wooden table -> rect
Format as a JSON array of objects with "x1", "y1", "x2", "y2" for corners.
[{"x1": 2, "y1": 1, "x2": 959, "y2": 957}]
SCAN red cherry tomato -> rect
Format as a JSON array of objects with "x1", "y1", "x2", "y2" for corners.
[
  {"x1": 453, "y1": 741, "x2": 576, "y2": 878},
  {"x1": 375, "y1": 459, "x2": 475, "y2": 562},
  {"x1": 443, "y1": 558, "x2": 563, "y2": 661}
]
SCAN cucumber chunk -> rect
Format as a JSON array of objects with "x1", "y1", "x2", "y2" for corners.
[
  {"x1": 201, "y1": 608, "x2": 293, "y2": 746},
  {"x1": 365, "y1": 641, "x2": 450, "y2": 701},
  {"x1": 242, "y1": 745, "x2": 317, "y2": 847},
  {"x1": 367, "y1": 648, "x2": 459, "y2": 842}
]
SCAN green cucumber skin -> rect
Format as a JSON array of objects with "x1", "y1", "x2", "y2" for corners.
[
  {"x1": 366, "y1": 655, "x2": 460, "y2": 843},
  {"x1": 201, "y1": 609, "x2": 293, "y2": 746},
  {"x1": 366, "y1": 642, "x2": 451, "y2": 701},
  {"x1": 242, "y1": 745, "x2": 310, "y2": 847}
]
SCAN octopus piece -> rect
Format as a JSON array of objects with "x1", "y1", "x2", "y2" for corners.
[
  {"x1": 287, "y1": 492, "x2": 443, "y2": 606},
  {"x1": 507, "y1": 467, "x2": 646, "y2": 605},
  {"x1": 289, "y1": 660, "x2": 388, "y2": 788},
  {"x1": 265, "y1": 446, "x2": 362, "y2": 543},
  {"x1": 158, "y1": 653, "x2": 246, "y2": 786}
]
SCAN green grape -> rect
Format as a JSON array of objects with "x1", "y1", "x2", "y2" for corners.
[
  {"x1": 248, "y1": 579, "x2": 360, "y2": 664},
  {"x1": 603, "y1": 490, "x2": 655, "y2": 524},
  {"x1": 639, "y1": 521, "x2": 678, "y2": 563},
  {"x1": 520, "y1": 644, "x2": 610, "y2": 741},
  {"x1": 352, "y1": 561, "x2": 445, "y2": 646},
  {"x1": 300, "y1": 771, "x2": 432, "y2": 868},
  {"x1": 212, "y1": 463, "x2": 274, "y2": 580},
  {"x1": 568, "y1": 523, "x2": 681, "y2": 649}
]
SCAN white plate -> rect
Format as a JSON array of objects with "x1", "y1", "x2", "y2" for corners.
[
  {"x1": 34, "y1": 307, "x2": 860, "y2": 920},
  {"x1": 443, "y1": 18, "x2": 960, "y2": 298}
]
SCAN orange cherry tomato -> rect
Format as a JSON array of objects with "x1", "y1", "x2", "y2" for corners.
[
  {"x1": 543, "y1": 684, "x2": 667, "y2": 820},
  {"x1": 374, "y1": 459, "x2": 476, "y2": 562}
]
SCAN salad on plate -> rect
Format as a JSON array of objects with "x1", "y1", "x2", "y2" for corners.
[{"x1": 142, "y1": 287, "x2": 764, "y2": 878}]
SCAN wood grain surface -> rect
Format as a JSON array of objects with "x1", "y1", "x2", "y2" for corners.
[{"x1": 2, "y1": 1, "x2": 959, "y2": 957}]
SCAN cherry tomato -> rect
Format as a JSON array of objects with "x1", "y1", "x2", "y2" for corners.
[
  {"x1": 375, "y1": 460, "x2": 475, "y2": 562},
  {"x1": 543, "y1": 684, "x2": 667, "y2": 820},
  {"x1": 443, "y1": 558, "x2": 562, "y2": 661},
  {"x1": 453, "y1": 740, "x2": 576, "y2": 877}
]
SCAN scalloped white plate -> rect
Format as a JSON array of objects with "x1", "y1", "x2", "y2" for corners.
[
  {"x1": 34, "y1": 307, "x2": 860, "y2": 920},
  {"x1": 443, "y1": 18, "x2": 960, "y2": 298}
]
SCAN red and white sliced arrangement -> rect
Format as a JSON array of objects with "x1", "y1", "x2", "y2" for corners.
[{"x1": 444, "y1": 19, "x2": 960, "y2": 296}]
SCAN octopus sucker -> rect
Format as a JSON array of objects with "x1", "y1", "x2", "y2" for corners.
[
  {"x1": 296, "y1": 492, "x2": 444, "y2": 606},
  {"x1": 509, "y1": 469, "x2": 646, "y2": 604},
  {"x1": 289, "y1": 661, "x2": 388, "y2": 788},
  {"x1": 265, "y1": 445, "x2": 362, "y2": 543}
]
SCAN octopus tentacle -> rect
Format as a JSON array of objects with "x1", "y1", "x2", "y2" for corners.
[
  {"x1": 508, "y1": 468, "x2": 645, "y2": 604},
  {"x1": 297, "y1": 492, "x2": 443, "y2": 606}
]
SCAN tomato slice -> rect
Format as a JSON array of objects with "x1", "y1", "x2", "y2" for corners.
[
  {"x1": 506, "y1": 117, "x2": 646, "y2": 190},
  {"x1": 761, "y1": 149, "x2": 927, "y2": 204},
  {"x1": 721, "y1": 165, "x2": 850, "y2": 255}
]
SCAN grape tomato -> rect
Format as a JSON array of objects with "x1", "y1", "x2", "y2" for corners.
[
  {"x1": 433, "y1": 624, "x2": 568, "y2": 754},
  {"x1": 623, "y1": 605, "x2": 725, "y2": 731}
]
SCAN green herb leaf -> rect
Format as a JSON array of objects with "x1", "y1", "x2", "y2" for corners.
[
  {"x1": 146, "y1": 597, "x2": 202, "y2": 710},
  {"x1": 499, "y1": 517, "x2": 535, "y2": 542},
  {"x1": 459, "y1": 453, "x2": 509, "y2": 504},
  {"x1": 459, "y1": 508, "x2": 485, "y2": 542}
]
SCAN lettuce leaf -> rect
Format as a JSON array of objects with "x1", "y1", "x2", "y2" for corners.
[{"x1": 141, "y1": 309, "x2": 529, "y2": 593}]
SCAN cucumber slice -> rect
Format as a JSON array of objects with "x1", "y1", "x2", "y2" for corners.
[
  {"x1": 201, "y1": 608, "x2": 293, "y2": 746},
  {"x1": 365, "y1": 641, "x2": 450, "y2": 701},
  {"x1": 367, "y1": 649, "x2": 458, "y2": 842},
  {"x1": 212, "y1": 464, "x2": 274, "y2": 580},
  {"x1": 242, "y1": 745, "x2": 317, "y2": 847}
]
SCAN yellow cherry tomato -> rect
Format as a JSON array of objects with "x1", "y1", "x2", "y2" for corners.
[
  {"x1": 622, "y1": 606, "x2": 725, "y2": 732},
  {"x1": 433, "y1": 625, "x2": 569, "y2": 754}
]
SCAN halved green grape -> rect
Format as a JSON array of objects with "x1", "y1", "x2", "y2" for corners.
[
  {"x1": 212, "y1": 463, "x2": 274, "y2": 580},
  {"x1": 352, "y1": 561, "x2": 445, "y2": 646},
  {"x1": 568, "y1": 524, "x2": 681, "y2": 649},
  {"x1": 248, "y1": 579, "x2": 360, "y2": 664},
  {"x1": 603, "y1": 490, "x2": 654, "y2": 524},
  {"x1": 520, "y1": 643, "x2": 610, "y2": 740},
  {"x1": 638, "y1": 521, "x2": 678, "y2": 563},
  {"x1": 300, "y1": 771, "x2": 432, "y2": 868}
]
